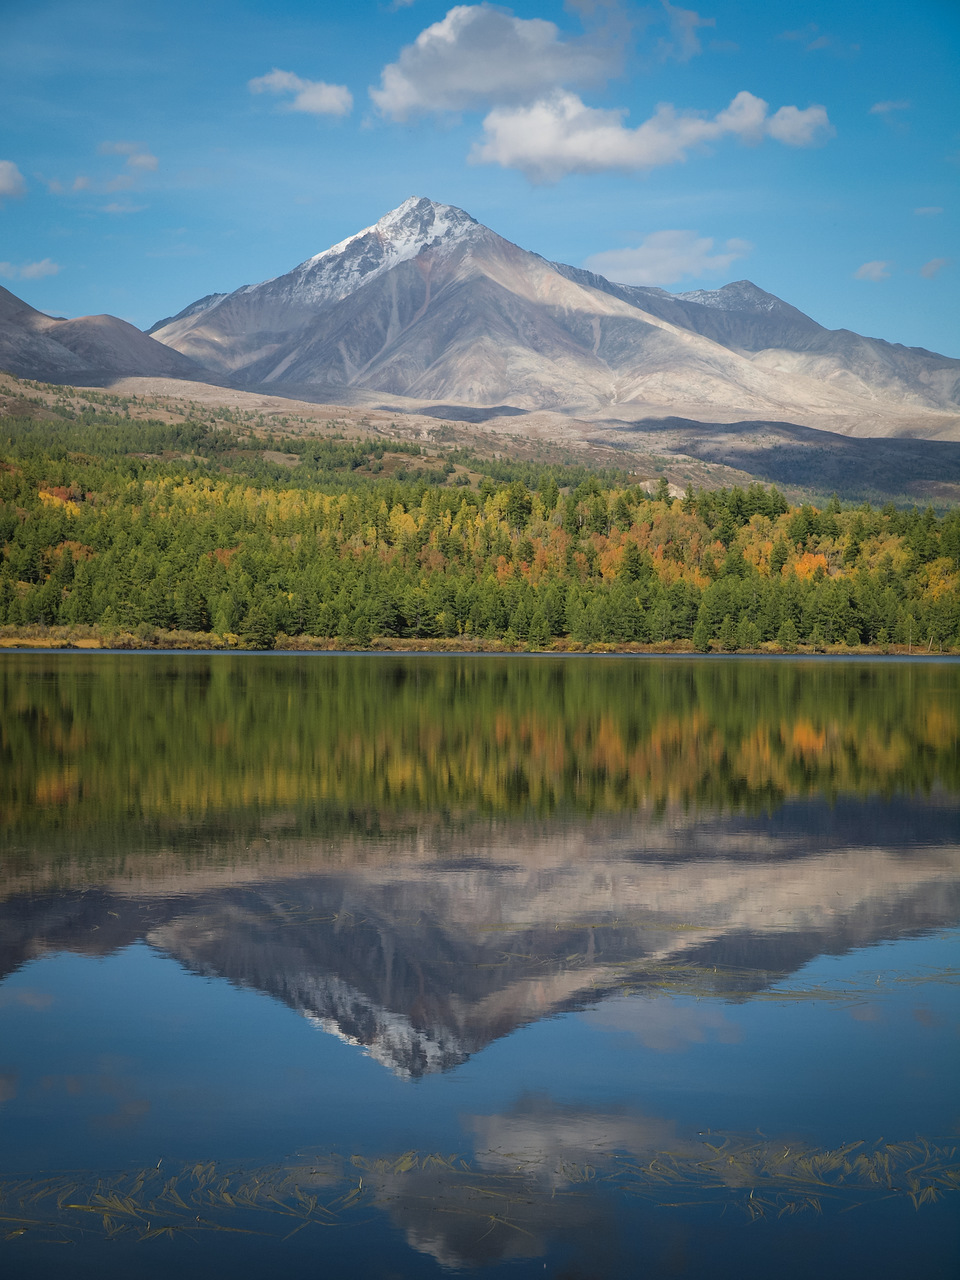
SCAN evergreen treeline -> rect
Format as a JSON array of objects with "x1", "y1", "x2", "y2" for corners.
[{"x1": 2, "y1": 409, "x2": 959, "y2": 650}]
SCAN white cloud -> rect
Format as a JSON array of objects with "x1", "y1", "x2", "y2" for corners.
[
  {"x1": 472, "y1": 89, "x2": 834, "y2": 183},
  {"x1": 370, "y1": 4, "x2": 617, "y2": 120},
  {"x1": 0, "y1": 258, "x2": 61, "y2": 280},
  {"x1": 248, "y1": 69, "x2": 353, "y2": 116},
  {"x1": 766, "y1": 103, "x2": 833, "y2": 146},
  {"x1": 20, "y1": 258, "x2": 60, "y2": 279},
  {"x1": 127, "y1": 152, "x2": 158, "y2": 171},
  {"x1": 584, "y1": 230, "x2": 752, "y2": 285},
  {"x1": 99, "y1": 141, "x2": 158, "y2": 171},
  {"x1": 854, "y1": 260, "x2": 891, "y2": 281},
  {"x1": 920, "y1": 257, "x2": 950, "y2": 279},
  {"x1": 101, "y1": 202, "x2": 147, "y2": 214},
  {"x1": 869, "y1": 99, "x2": 910, "y2": 114},
  {"x1": 914, "y1": 206, "x2": 943, "y2": 216},
  {"x1": 656, "y1": 0, "x2": 714, "y2": 64},
  {"x1": 0, "y1": 160, "x2": 26, "y2": 200}
]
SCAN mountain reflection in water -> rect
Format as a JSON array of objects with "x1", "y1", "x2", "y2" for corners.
[{"x1": 3, "y1": 805, "x2": 959, "y2": 1076}]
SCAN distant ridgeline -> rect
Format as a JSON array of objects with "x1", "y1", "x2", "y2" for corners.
[{"x1": 1, "y1": 397, "x2": 959, "y2": 653}]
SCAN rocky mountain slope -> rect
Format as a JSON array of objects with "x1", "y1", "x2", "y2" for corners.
[
  {"x1": 4, "y1": 198, "x2": 957, "y2": 436},
  {"x1": 0, "y1": 284, "x2": 203, "y2": 384},
  {"x1": 146, "y1": 197, "x2": 960, "y2": 424}
]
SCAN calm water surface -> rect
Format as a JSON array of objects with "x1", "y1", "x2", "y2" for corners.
[{"x1": 1, "y1": 654, "x2": 958, "y2": 1278}]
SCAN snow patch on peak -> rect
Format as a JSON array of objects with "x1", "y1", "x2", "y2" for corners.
[
  {"x1": 265, "y1": 197, "x2": 484, "y2": 311},
  {"x1": 309, "y1": 197, "x2": 480, "y2": 267},
  {"x1": 152, "y1": 198, "x2": 488, "y2": 328},
  {"x1": 373, "y1": 195, "x2": 479, "y2": 248},
  {"x1": 676, "y1": 280, "x2": 786, "y2": 315},
  {"x1": 294, "y1": 973, "x2": 470, "y2": 1078}
]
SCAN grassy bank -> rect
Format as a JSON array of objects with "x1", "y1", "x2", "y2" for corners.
[{"x1": 1, "y1": 623, "x2": 954, "y2": 656}]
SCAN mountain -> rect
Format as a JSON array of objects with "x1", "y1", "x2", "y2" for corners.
[
  {"x1": 4, "y1": 198, "x2": 957, "y2": 432},
  {"x1": 147, "y1": 197, "x2": 960, "y2": 423},
  {"x1": 0, "y1": 284, "x2": 204, "y2": 384}
]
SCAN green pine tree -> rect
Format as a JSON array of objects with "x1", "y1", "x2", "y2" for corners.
[
  {"x1": 718, "y1": 614, "x2": 737, "y2": 652},
  {"x1": 692, "y1": 613, "x2": 711, "y2": 653},
  {"x1": 241, "y1": 606, "x2": 276, "y2": 650},
  {"x1": 737, "y1": 617, "x2": 760, "y2": 650},
  {"x1": 777, "y1": 618, "x2": 799, "y2": 653}
]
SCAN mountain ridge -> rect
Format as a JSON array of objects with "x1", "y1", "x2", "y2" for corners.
[
  {"x1": 0, "y1": 283, "x2": 205, "y2": 385},
  {"x1": 3, "y1": 197, "x2": 958, "y2": 439},
  {"x1": 145, "y1": 197, "x2": 959, "y2": 422}
]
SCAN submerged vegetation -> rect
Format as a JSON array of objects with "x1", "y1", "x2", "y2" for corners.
[
  {"x1": 2, "y1": 395, "x2": 960, "y2": 651},
  {"x1": 1, "y1": 1135, "x2": 956, "y2": 1252}
]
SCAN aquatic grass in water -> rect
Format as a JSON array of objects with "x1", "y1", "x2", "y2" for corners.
[
  {"x1": 612, "y1": 962, "x2": 960, "y2": 1002},
  {"x1": 2, "y1": 1136, "x2": 957, "y2": 1247}
]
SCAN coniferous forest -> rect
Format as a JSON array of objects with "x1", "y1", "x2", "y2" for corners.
[{"x1": 2, "y1": 386, "x2": 959, "y2": 653}]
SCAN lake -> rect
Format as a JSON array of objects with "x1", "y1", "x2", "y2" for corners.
[{"x1": 1, "y1": 653, "x2": 958, "y2": 1278}]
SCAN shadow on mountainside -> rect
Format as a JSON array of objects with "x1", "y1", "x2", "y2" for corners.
[
  {"x1": 602, "y1": 415, "x2": 960, "y2": 502},
  {"x1": 379, "y1": 402, "x2": 528, "y2": 423}
]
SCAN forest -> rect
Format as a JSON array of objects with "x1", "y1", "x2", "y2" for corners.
[{"x1": 1, "y1": 393, "x2": 959, "y2": 652}]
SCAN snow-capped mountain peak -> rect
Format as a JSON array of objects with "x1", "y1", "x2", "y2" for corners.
[
  {"x1": 264, "y1": 196, "x2": 484, "y2": 310},
  {"x1": 309, "y1": 196, "x2": 480, "y2": 267}
]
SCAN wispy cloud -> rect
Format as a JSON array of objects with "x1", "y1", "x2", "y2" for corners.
[
  {"x1": 0, "y1": 258, "x2": 61, "y2": 280},
  {"x1": 99, "y1": 141, "x2": 158, "y2": 171},
  {"x1": 101, "y1": 202, "x2": 147, "y2": 215},
  {"x1": 472, "y1": 90, "x2": 834, "y2": 183},
  {"x1": 920, "y1": 258, "x2": 950, "y2": 279},
  {"x1": 249, "y1": 69, "x2": 353, "y2": 116},
  {"x1": 869, "y1": 100, "x2": 910, "y2": 115},
  {"x1": 914, "y1": 206, "x2": 943, "y2": 216},
  {"x1": 49, "y1": 144, "x2": 158, "y2": 201},
  {"x1": 584, "y1": 229, "x2": 751, "y2": 285},
  {"x1": 0, "y1": 160, "x2": 26, "y2": 201},
  {"x1": 854, "y1": 260, "x2": 891, "y2": 281},
  {"x1": 656, "y1": 0, "x2": 715, "y2": 64},
  {"x1": 778, "y1": 23, "x2": 859, "y2": 56}
]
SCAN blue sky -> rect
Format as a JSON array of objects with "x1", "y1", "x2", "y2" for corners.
[{"x1": 2, "y1": 0, "x2": 957, "y2": 354}]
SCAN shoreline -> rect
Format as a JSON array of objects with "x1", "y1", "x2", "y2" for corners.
[{"x1": 1, "y1": 625, "x2": 956, "y2": 658}]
